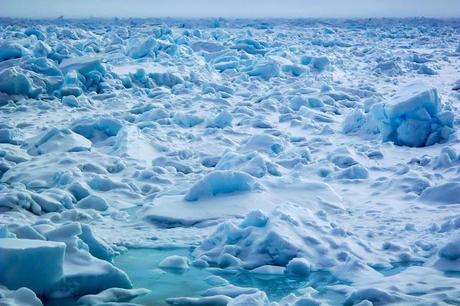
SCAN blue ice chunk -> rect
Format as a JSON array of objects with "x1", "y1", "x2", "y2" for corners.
[
  {"x1": 62, "y1": 95, "x2": 80, "y2": 107},
  {"x1": 214, "y1": 60, "x2": 238, "y2": 72},
  {"x1": 241, "y1": 134, "x2": 284, "y2": 155},
  {"x1": 374, "y1": 82, "x2": 453, "y2": 147},
  {"x1": 0, "y1": 225, "x2": 11, "y2": 238},
  {"x1": 71, "y1": 117, "x2": 122, "y2": 141},
  {"x1": 77, "y1": 195, "x2": 109, "y2": 211},
  {"x1": 174, "y1": 113, "x2": 203, "y2": 128},
  {"x1": 12, "y1": 225, "x2": 46, "y2": 240},
  {"x1": 232, "y1": 39, "x2": 267, "y2": 55},
  {"x1": 375, "y1": 60, "x2": 402, "y2": 76},
  {"x1": 0, "y1": 42, "x2": 26, "y2": 61},
  {"x1": 149, "y1": 72, "x2": 183, "y2": 88},
  {"x1": 216, "y1": 152, "x2": 270, "y2": 178},
  {"x1": 437, "y1": 111, "x2": 454, "y2": 127},
  {"x1": 282, "y1": 64, "x2": 306, "y2": 76},
  {"x1": 79, "y1": 224, "x2": 115, "y2": 261},
  {"x1": 68, "y1": 182, "x2": 91, "y2": 201},
  {"x1": 206, "y1": 111, "x2": 233, "y2": 128},
  {"x1": 60, "y1": 56, "x2": 106, "y2": 79},
  {"x1": 311, "y1": 56, "x2": 330, "y2": 71},
  {"x1": 0, "y1": 67, "x2": 41, "y2": 98},
  {"x1": 60, "y1": 70, "x2": 84, "y2": 97},
  {"x1": 184, "y1": 170, "x2": 257, "y2": 201},
  {"x1": 33, "y1": 41, "x2": 52, "y2": 57},
  {"x1": 308, "y1": 97, "x2": 324, "y2": 108},
  {"x1": 60, "y1": 86, "x2": 83, "y2": 97},
  {"x1": 129, "y1": 37, "x2": 157, "y2": 59},
  {"x1": 246, "y1": 61, "x2": 280, "y2": 80},
  {"x1": 336, "y1": 164, "x2": 369, "y2": 180},
  {"x1": 289, "y1": 96, "x2": 309, "y2": 111},
  {"x1": 24, "y1": 28, "x2": 46, "y2": 41},
  {"x1": 202, "y1": 83, "x2": 234, "y2": 95},
  {"x1": 300, "y1": 55, "x2": 312, "y2": 65},
  {"x1": 190, "y1": 41, "x2": 225, "y2": 53},
  {"x1": 396, "y1": 119, "x2": 431, "y2": 147},
  {"x1": 417, "y1": 64, "x2": 436, "y2": 75},
  {"x1": 59, "y1": 28, "x2": 79, "y2": 40},
  {"x1": 0, "y1": 129, "x2": 18, "y2": 144},
  {"x1": 388, "y1": 83, "x2": 440, "y2": 118},
  {"x1": 439, "y1": 237, "x2": 460, "y2": 260},
  {"x1": 290, "y1": 95, "x2": 323, "y2": 111},
  {"x1": 342, "y1": 109, "x2": 366, "y2": 134},
  {"x1": 240, "y1": 210, "x2": 268, "y2": 228},
  {"x1": 23, "y1": 57, "x2": 62, "y2": 77}
]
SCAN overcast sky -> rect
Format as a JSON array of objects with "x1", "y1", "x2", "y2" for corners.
[{"x1": 1, "y1": 0, "x2": 460, "y2": 18}]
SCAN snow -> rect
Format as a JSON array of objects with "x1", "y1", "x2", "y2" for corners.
[
  {"x1": 1, "y1": 16, "x2": 460, "y2": 306},
  {"x1": 25, "y1": 128, "x2": 91, "y2": 156},
  {"x1": 0, "y1": 222, "x2": 132, "y2": 300},
  {"x1": 77, "y1": 194, "x2": 109, "y2": 211},
  {"x1": 420, "y1": 182, "x2": 460, "y2": 204},
  {"x1": 71, "y1": 117, "x2": 122, "y2": 142},
  {"x1": 77, "y1": 288, "x2": 150, "y2": 306},
  {"x1": 184, "y1": 170, "x2": 259, "y2": 201},
  {"x1": 0, "y1": 286, "x2": 43, "y2": 306},
  {"x1": 193, "y1": 206, "x2": 379, "y2": 281},
  {"x1": 158, "y1": 255, "x2": 190, "y2": 271},
  {"x1": 60, "y1": 57, "x2": 105, "y2": 78},
  {"x1": 285, "y1": 258, "x2": 311, "y2": 276}
]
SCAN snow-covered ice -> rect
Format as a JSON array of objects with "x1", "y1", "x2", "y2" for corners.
[{"x1": 1, "y1": 17, "x2": 460, "y2": 306}]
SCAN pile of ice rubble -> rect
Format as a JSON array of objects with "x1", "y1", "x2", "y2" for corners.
[
  {"x1": 0, "y1": 220, "x2": 139, "y2": 300},
  {"x1": 1, "y1": 17, "x2": 460, "y2": 306},
  {"x1": 343, "y1": 82, "x2": 454, "y2": 147}
]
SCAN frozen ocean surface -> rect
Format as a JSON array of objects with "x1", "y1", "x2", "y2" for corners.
[{"x1": 1, "y1": 17, "x2": 460, "y2": 306}]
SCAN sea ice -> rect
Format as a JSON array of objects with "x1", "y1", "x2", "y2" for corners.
[
  {"x1": 0, "y1": 239, "x2": 65, "y2": 295},
  {"x1": 184, "y1": 170, "x2": 259, "y2": 201},
  {"x1": 372, "y1": 82, "x2": 454, "y2": 147}
]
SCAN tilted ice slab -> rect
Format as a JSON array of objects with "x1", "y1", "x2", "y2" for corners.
[
  {"x1": 0, "y1": 221, "x2": 132, "y2": 299},
  {"x1": 25, "y1": 128, "x2": 91, "y2": 156},
  {"x1": 0, "y1": 238, "x2": 65, "y2": 296}
]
